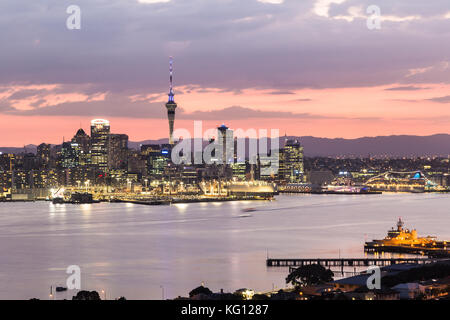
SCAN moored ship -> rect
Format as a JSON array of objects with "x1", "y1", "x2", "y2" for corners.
[{"x1": 365, "y1": 218, "x2": 449, "y2": 257}]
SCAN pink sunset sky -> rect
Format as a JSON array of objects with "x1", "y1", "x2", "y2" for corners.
[{"x1": 1, "y1": 0, "x2": 450, "y2": 146}]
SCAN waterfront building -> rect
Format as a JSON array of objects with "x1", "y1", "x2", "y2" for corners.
[
  {"x1": 231, "y1": 162, "x2": 247, "y2": 181},
  {"x1": 365, "y1": 171, "x2": 444, "y2": 192},
  {"x1": 108, "y1": 169, "x2": 128, "y2": 187},
  {"x1": 179, "y1": 165, "x2": 198, "y2": 186},
  {"x1": 281, "y1": 139, "x2": 304, "y2": 183},
  {"x1": 90, "y1": 119, "x2": 110, "y2": 172},
  {"x1": 259, "y1": 152, "x2": 280, "y2": 181}
]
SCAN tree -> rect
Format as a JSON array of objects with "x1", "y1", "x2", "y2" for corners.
[
  {"x1": 189, "y1": 286, "x2": 213, "y2": 298},
  {"x1": 72, "y1": 290, "x2": 101, "y2": 300},
  {"x1": 286, "y1": 264, "x2": 334, "y2": 287}
]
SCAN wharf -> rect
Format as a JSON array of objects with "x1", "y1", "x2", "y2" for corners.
[{"x1": 266, "y1": 257, "x2": 438, "y2": 268}]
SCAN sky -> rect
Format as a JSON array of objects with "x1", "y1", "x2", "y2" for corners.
[{"x1": 0, "y1": 0, "x2": 450, "y2": 145}]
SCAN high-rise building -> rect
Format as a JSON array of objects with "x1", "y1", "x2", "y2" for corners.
[
  {"x1": 217, "y1": 125, "x2": 234, "y2": 165},
  {"x1": 61, "y1": 142, "x2": 81, "y2": 169},
  {"x1": 108, "y1": 134, "x2": 128, "y2": 170},
  {"x1": 37, "y1": 143, "x2": 51, "y2": 169},
  {"x1": 71, "y1": 128, "x2": 91, "y2": 154},
  {"x1": 127, "y1": 150, "x2": 146, "y2": 176},
  {"x1": 232, "y1": 138, "x2": 246, "y2": 180},
  {"x1": 165, "y1": 57, "x2": 177, "y2": 145},
  {"x1": 281, "y1": 139, "x2": 304, "y2": 183},
  {"x1": 141, "y1": 144, "x2": 170, "y2": 181},
  {"x1": 71, "y1": 128, "x2": 91, "y2": 166},
  {"x1": 90, "y1": 119, "x2": 110, "y2": 172}
]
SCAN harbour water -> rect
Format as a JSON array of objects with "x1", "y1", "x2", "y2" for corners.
[{"x1": 0, "y1": 193, "x2": 449, "y2": 300}]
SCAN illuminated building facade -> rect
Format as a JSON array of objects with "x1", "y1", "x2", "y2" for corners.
[
  {"x1": 61, "y1": 142, "x2": 81, "y2": 169},
  {"x1": 280, "y1": 139, "x2": 304, "y2": 183},
  {"x1": 365, "y1": 171, "x2": 444, "y2": 192},
  {"x1": 142, "y1": 144, "x2": 170, "y2": 181},
  {"x1": 90, "y1": 119, "x2": 110, "y2": 172}
]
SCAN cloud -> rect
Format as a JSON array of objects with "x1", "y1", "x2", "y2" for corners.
[
  {"x1": 268, "y1": 90, "x2": 296, "y2": 95},
  {"x1": 0, "y1": 0, "x2": 449, "y2": 99},
  {"x1": 313, "y1": 0, "x2": 347, "y2": 18},
  {"x1": 257, "y1": 0, "x2": 284, "y2": 4},
  {"x1": 427, "y1": 96, "x2": 450, "y2": 104},
  {"x1": 385, "y1": 86, "x2": 430, "y2": 91},
  {"x1": 138, "y1": 0, "x2": 171, "y2": 3},
  {"x1": 179, "y1": 106, "x2": 329, "y2": 120}
]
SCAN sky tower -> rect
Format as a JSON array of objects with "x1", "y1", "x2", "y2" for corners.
[{"x1": 166, "y1": 57, "x2": 177, "y2": 145}]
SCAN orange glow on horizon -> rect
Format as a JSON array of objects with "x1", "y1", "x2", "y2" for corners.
[{"x1": 1, "y1": 83, "x2": 450, "y2": 146}]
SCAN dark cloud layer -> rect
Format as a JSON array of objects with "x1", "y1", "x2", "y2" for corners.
[
  {"x1": 427, "y1": 95, "x2": 450, "y2": 104},
  {"x1": 1, "y1": 0, "x2": 450, "y2": 120},
  {"x1": 0, "y1": 0, "x2": 449, "y2": 92},
  {"x1": 385, "y1": 86, "x2": 430, "y2": 91}
]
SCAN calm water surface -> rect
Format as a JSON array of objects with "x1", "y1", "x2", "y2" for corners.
[{"x1": 0, "y1": 193, "x2": 449, "y2": 299}]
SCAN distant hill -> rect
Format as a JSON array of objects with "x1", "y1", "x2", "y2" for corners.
[
  {"x1": 0, "y1": 145, "x2": 37, "y2": 155},
  {"x1": 2, "y1": 135, "x2": 450, "y2": 157},
  {"x1": 294, "y1": 134, "x2": 450, "y2": 157}
]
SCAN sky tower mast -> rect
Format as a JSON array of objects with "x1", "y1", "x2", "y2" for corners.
[{"x1": 166, "y1": 57, "x2": 177, "y2": 145}]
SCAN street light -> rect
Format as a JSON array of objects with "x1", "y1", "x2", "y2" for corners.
[{"x1": 160, "y1": 285, "x2": 165, "y2": 300}]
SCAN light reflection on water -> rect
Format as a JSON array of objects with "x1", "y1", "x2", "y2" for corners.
[{"x1": 0, "y1": 193, "x2": 449, "y2": 300}]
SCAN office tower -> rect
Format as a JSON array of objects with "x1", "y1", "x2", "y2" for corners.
[
  {"x1": 0, "y1": 153, "x2": 14, "y2": 171},
  {"x1": 72, "y1": 128, "x2": 91, "y2": 154},
  {"x1": 90, "y1": 119, "x2": 110, "y2": 172},
  {"x1": 108, "y1": 134, "x2": 129, "y2": 170},
  {"x1": 165, "y1": 57, "x2": 177, "y2": 145},
  {"x1": 141, "y1": 144, "x2": 170, "y2": 180},
  {"x1": 217, "y1": 125, "x2": 234, "y2": 165},
  {"x1": 37, "y1": 143, "x2": 51, "y2": 169},
  {"x1": 22, "y1": 153, "x2": 40, "y2": 171},
  {"x1": 232, "y1": 138, "x2": 246, "y2": 180},
  {"x1": 71, "y1": 128, "x2": 91, "y2": 166},
  {"x1": 61, "y1": 142, "x2": 81, "y2": 169},
  {"x1": 281, "y1": 139, "x2": 304, "y2": 183},
  {"x1": 127, "y1": 150, "x2": 147, "y2": 176}
]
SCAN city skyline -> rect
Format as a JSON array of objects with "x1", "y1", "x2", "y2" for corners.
[{"x1": 1, "y1": 1, "x2": 450, "y2": 145}]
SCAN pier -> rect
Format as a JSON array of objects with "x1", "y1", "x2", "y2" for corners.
[
  {"x1": 364, "y1": 243, "x2": 450, "y2": 257},
  {"x1": 266, "y1": 257, "x2": 438, "y2": 268}
]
